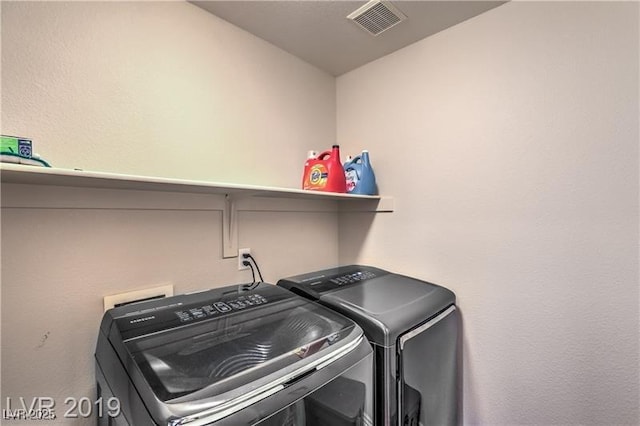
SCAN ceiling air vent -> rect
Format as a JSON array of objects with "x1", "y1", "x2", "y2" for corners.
[{"x1": 347, "y1": 0, "x2": 407, "y2": 36}]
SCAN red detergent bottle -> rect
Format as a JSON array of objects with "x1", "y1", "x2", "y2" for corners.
[{"x1": 302, "y1": 145, "x2": 347, "y2": 193}]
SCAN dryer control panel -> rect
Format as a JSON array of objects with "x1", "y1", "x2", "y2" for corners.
[
  {"x1": 328, "y1": 270, "x2": 378, "y2": 286},
  {"x1": 278, "y1": 265, "x2": 389, "y2": 295}
]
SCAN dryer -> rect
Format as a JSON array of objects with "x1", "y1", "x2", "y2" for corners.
[
  {"x1": 95, "y1": 283, "x2": 374, "y2": 425},
  {"x1": 278, "y1": 265, "x2": 459, "y2": 426}
]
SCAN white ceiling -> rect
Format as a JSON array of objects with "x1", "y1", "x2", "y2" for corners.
[{"x1": 191, "y1": 1, "x2": 507, "y2": 76}]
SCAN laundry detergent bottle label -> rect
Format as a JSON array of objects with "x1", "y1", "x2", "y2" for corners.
[
  {"x1": 345, "y1": 168, "x2": 359, "y2": 192},
  {"x1": 308, "y1": 164, "x2": 328, "y2": 188}
]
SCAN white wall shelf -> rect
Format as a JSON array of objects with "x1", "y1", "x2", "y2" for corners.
[
  {"x1": 0, "y1": 163, "x2": 390, "y2": 202},
  {"x1": 0, "y1": 164, "x2": 393, "y2": 257}
]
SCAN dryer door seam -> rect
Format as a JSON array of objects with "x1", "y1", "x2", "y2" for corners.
[{"x1": 399, "y1": 305, "x2": 456, "y2": 350}]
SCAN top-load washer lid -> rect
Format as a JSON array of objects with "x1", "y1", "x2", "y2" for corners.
[
  {"x1": 277, "y1": 265, "x2": 456, "y2": 346},
  {"x1": 98, "y1": 283, "x2": 366, "y2": 425}
]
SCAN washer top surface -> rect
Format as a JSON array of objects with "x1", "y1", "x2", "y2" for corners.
[{"x1": 277, "y1": 265, "x2": 456, "y2": 346}]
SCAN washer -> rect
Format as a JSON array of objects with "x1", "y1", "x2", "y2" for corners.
[
  {"x1": 95, "y1": 283, "x2": 374, "y2": 425},
  {"x1": 277, "y1": 265, "x2": 459, "y2": 426}
]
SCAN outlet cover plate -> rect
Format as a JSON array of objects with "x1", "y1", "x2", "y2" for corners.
[{"x1": 238, "y1": 248, "x2": 251, "y2": 270}]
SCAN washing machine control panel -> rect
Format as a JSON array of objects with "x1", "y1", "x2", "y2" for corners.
[
  {"x1": 175, "y1": 293, "x2": 268, "y2": 322},
  {"x1": 113, "y1": 284, "x2": 298, "y2": 340},
  {"x1": 115, "y1": 292, "x2": 274, "y2": 339}
]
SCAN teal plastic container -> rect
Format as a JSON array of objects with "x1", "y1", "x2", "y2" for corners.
[{"x1": 343, "y1": 150, "x2": 378, "y2": 195}]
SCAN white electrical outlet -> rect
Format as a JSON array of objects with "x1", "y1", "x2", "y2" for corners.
[
  {"x1": 103, "y1": 284, "x2": 174, "y2": 312},
  {"x1": 238, "y1": 248, "x2": 251, "y2": 270}
]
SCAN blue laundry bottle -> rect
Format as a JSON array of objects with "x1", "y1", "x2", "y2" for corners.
[{"x1": 344, "y1": 150, "x2": 378, "y2": 195}]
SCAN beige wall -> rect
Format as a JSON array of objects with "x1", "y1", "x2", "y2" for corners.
[
  {"x1": 1, "y1": 1, "x2": 335, "y2": 187},
  {"x1": 338, "y1": 2, "x2": 639, "y2": 425},
  {"x1": 1, "y1": 185, "x2": 339, "y2": 426},
  {"x1": 0, "y1": 2, "x2": 339, "y2": 425}
]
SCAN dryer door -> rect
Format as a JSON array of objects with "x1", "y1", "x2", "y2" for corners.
[{"x1": 397, "y1": 305, "x2": 459, "y2": 426}]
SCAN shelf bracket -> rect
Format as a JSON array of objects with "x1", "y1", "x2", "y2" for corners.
[{"x1": 222, "y1": 194, "x2": 239, "y2": 258}]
